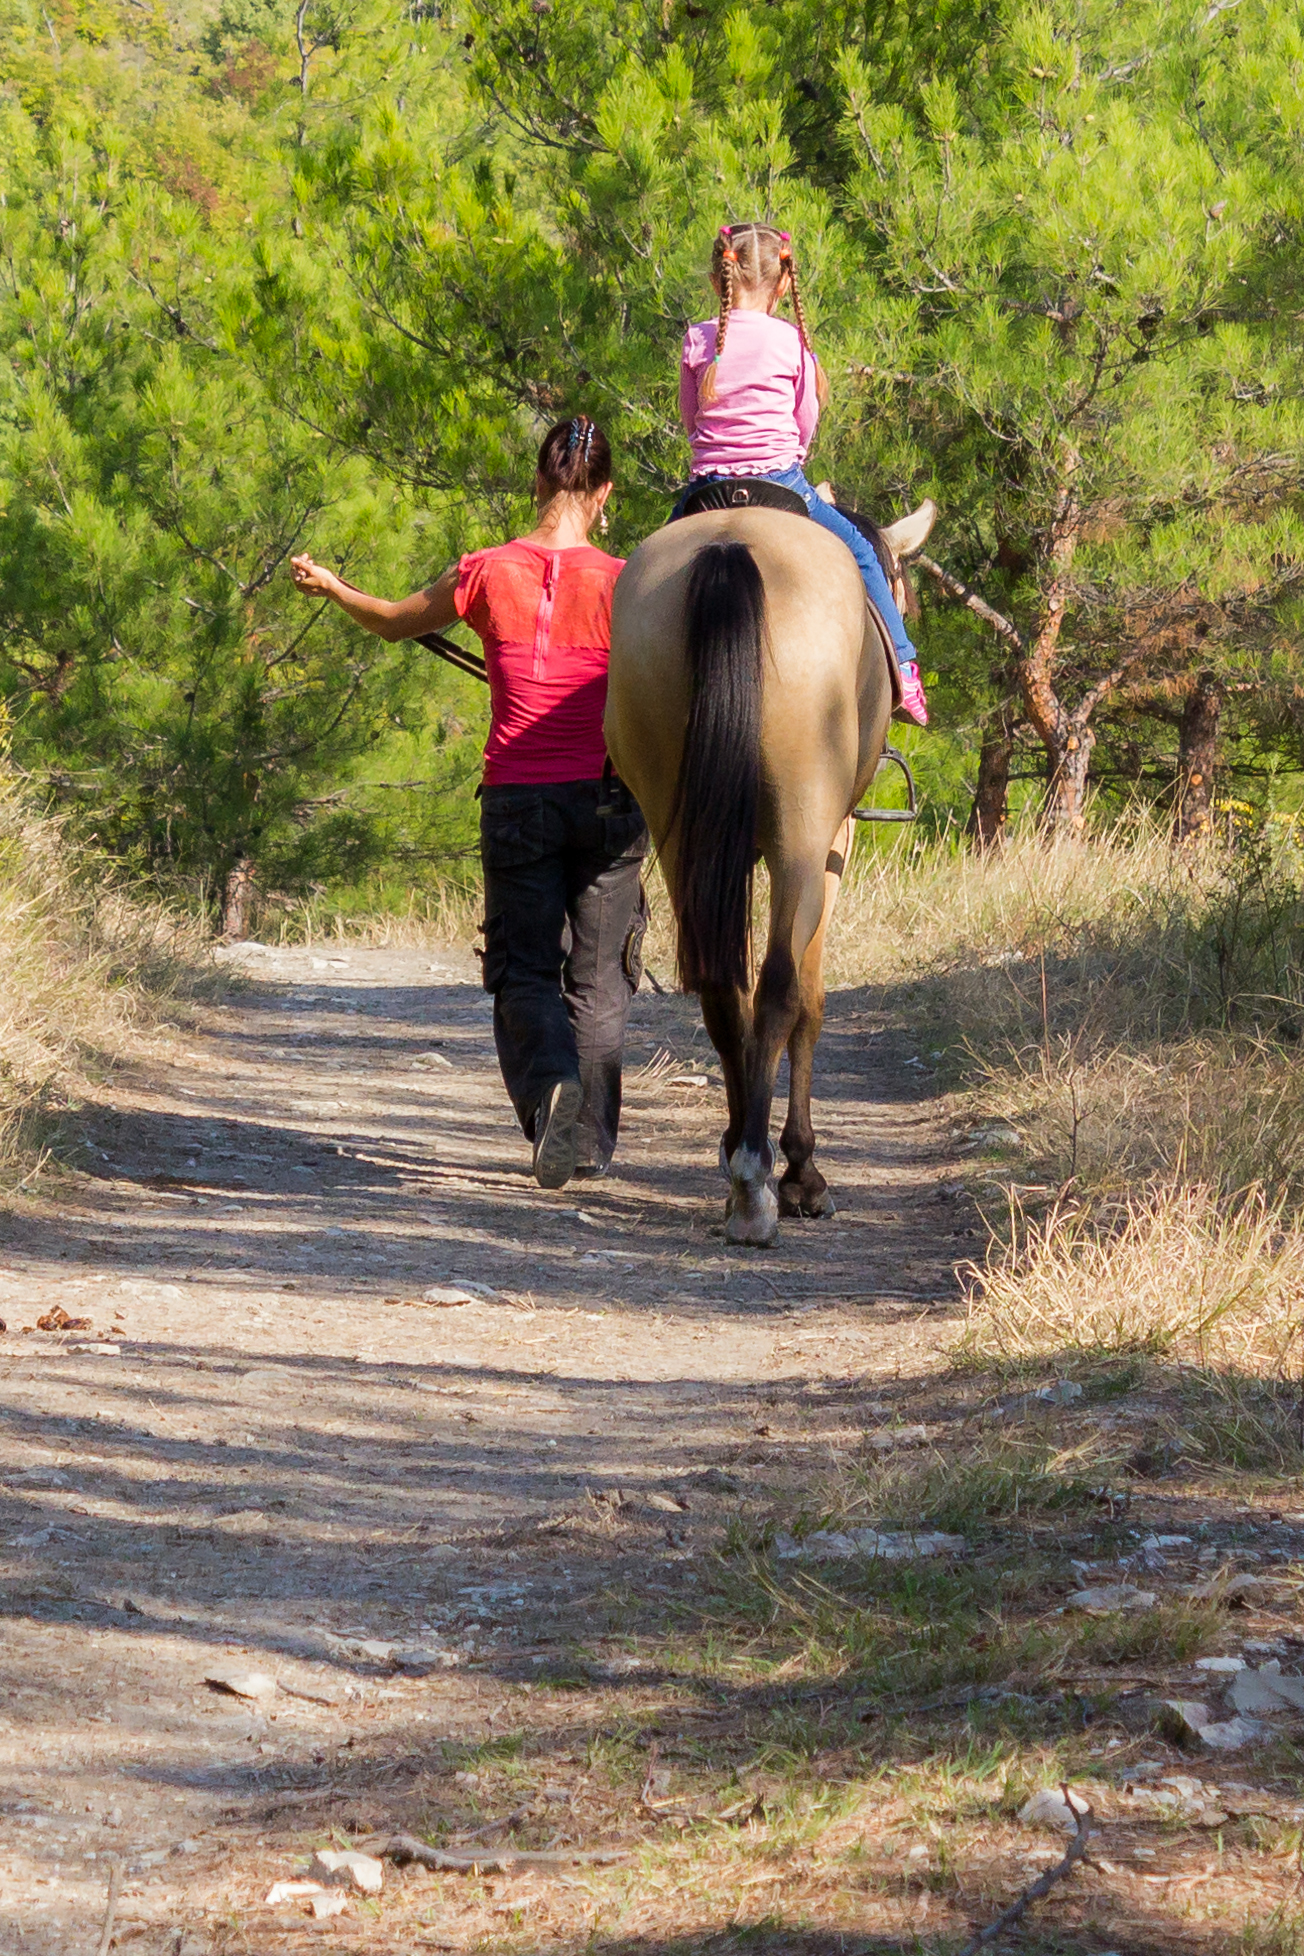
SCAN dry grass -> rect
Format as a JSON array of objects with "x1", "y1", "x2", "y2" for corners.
[
  {"x1": 828, "y1": 814, "x2": 1304, "y2": 1037},
  {"x1": 245, "y1": 879, "x2": 482, "y2": 948},
  {"x1": 964, "y1": 1183, "x2": 1304, "y2": 1373},
  {"x1": 814, "y1": 818, "x2": 1304, "y2": 1412},
  {"x1": 0, "y1": 773, "x2": 220, "y2": 1176}
]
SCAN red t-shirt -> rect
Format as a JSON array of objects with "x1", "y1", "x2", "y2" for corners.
[{"x1": 454, "y1": 539, "x2": 625, "y2": 786}]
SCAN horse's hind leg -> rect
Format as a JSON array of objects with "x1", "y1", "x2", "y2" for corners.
[
  {"x1": 720, "y1": 848, "x2": 829, "y2": 1247},
  {"x1": 699, "y1": 982, "x2": 750, "y2": 1181},
  {"x1": 779, "y1": 817, "x2": 852, "y2": 1219},
  {"x1": 720, "y1": 945, "x2": 799, "y2": 1246}
]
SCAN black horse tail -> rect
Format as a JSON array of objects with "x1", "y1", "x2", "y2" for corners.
[{"x1": 670, "y1": 540, "x2": 766, "y2": 994}]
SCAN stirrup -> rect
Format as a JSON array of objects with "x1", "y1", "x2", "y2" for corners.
[{"x1": 853, "y1": 745, "x2": 919, "y2": 823}]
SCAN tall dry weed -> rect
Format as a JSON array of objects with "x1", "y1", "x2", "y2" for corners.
[
  {"x1": 822, "y1": 818, "x2": 1304, "y2": 1198},
  {"x1": 828, "y1": 817, "x2": 1304, "y2": 1040},
  {"x1": 0, "y1": 775, "x2": 217, "y2": 1175},
  {"x1": 259, "y1": 881, "x2": 483, "y2": 949},
  {"x1": 962, "y1": 1182, "x2": 1304, "y2": 1376}
]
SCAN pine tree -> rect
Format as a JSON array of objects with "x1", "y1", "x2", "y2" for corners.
[
  {"x1": 302, "y1": 0, "x2": 1304, "y2": 838},
  {"x1": 0, "y1": 0, "x2": 457, "y2": 920}
]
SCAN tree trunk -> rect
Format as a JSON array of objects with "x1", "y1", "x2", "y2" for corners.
[
  {"x1": 967, "y1": 686, "x2": 1019, "y2": 849},
  {"x1": 1175, "y1": 670, "x2": 1222, "y2": 844},
  {"x1": 1041, "y1": 725, "x2": 1095, "y2": 833},
  {"x1": 1012, "y1": 454, "x2": 1085, "y2": 833},
  {"x1": 222, "y1": 856, "x2": 256, "y2": 940}
]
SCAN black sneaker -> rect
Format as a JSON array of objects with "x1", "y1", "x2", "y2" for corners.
[{"x1": 533, "y1": 1078, "x2": 582, "y2": 1189}]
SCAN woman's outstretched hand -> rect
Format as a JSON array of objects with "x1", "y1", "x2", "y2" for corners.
[
  {"x1": 287, "y1": 556, "x2": 458, "y2": 641},
  {"x1": 290, "y1": 553, "x2": 339, "y2": 597}
]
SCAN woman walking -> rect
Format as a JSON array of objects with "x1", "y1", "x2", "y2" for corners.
[{"x1": 290, "y1": 417, "x2": 647, "y2": 1189}]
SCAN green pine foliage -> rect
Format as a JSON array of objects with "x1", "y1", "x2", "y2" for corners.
[
  {"x1": 0, "y1": 0, "x2": 484, "y2": 918},
  {"x1": 0, "y1": 0, "x2": 1299, "y2": 919}
]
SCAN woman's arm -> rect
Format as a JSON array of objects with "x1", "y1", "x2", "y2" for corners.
[{"x1": 289, "y1": 557, "x2": 460, "y2": 641}]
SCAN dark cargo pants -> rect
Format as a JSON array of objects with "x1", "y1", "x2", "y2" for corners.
[{"x1": 479, "y1": 778, "x2": 649, "y2": 1172}]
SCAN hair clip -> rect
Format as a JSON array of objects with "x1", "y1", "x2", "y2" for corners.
[
  {"x1": 582, "y1": 423, "x2": 595, "y2": 461},
  {"x1": 566, "y1": 417, "x2": 582, "y2": 454}
]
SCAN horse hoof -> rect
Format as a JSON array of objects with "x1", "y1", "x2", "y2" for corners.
[
  {"x1": 779, "y1": 1175, "x2": 837, "y2": 1219},
  {"x1": 724, "y1": 1183, "x2": 779, "y2": 1248}
]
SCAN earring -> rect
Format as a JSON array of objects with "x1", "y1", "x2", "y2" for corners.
[{"x1": 599, "y1": 506, "x2": 610, "y2": 534}]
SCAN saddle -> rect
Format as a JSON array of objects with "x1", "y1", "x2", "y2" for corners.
[
  {"x1": 671, "y1": 478, "x2": 907, "y2": 724},
  {"x1": 675, "y1": 477, "x2": 809, "y2": 520}
]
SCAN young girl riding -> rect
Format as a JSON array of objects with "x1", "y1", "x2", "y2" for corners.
[{"x1": 676, "y1": 222, "x2": 928, "y2": 725}]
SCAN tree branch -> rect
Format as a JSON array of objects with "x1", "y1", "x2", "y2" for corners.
[
  {"x1": 956, "y1": 1791, "x2": 1092, "y2": 1956},
  {"x1": 1074, "y1": 631, "x2": 1170, "y2": 722},
  {"x1": 914, "y1": 554, "x2": 1026, "y2": 653}
]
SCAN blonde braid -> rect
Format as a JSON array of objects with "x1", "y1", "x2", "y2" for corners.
[
  {"x1": 781, "y1": 242, "x2": 830, "y2": 407},
  {"x1": 696, "y1": 227, "x2": 738, "y2": 407}
]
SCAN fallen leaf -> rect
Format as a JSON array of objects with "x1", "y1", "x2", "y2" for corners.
[{"x1": 36, "y1": 1306, "x2": 93, "y2": 1332}]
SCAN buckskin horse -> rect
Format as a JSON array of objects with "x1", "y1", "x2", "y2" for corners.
[{"x1": 606, "y1": 489, "x2": 936, "y2": 1246}]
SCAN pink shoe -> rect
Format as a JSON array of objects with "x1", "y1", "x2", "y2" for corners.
[{"x1": 897, "y1": 666, "x2": 929, "y2": 726}]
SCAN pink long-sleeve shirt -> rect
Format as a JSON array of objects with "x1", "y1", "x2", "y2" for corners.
[{"x1": 679, "y1": 309, "x2": 821, "y2": 476}]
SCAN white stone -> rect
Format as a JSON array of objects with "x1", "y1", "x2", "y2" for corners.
[
  {"x1": 309, "y1": 1848, "x2": 383, "y2": 1894},
  {"x1": 265, "y1": 1881, "x2": 324, "y2": 1905},
  {"x1": 204, "y1": 1668, "x2": 278, "y2": 1702},
  {"x1": 1197, "y1": 1716, "x2": 1268, "y2": 1751},
  {"x1": 1064, "y1": 1584, "x2": 1157, "y2": 1613},
  {"x1": 773, "y1": 1527, "x2": 966, "y2": 1562},
  {"x1": 1229, "y1": 1667, "x2": 1304, "y2": 1715},
  {"x1": 1019, "y1": 1787, "x2": 1088, "y2": 1833}
]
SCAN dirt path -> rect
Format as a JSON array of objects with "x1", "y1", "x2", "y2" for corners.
[{"x1": 0, "y1": 947, "x2": 972, "y2": 1952}]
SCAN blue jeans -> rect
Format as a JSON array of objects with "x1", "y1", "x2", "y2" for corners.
[{"x1": 673, "y1": 464, "x2": 917, "y2": 664}]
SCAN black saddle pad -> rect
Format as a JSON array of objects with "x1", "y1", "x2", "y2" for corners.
[{"x1": 676, "y1": 477, "x2": 809, "y2": 520}]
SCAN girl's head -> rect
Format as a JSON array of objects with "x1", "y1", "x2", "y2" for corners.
[
  {"x1": 535, "y1": 414, "x2": 614, "y2": 530},
  {"x1": 700, "y1": 223, "x2": 829, "y2": 407}
]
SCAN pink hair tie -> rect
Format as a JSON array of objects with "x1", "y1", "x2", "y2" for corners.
[
  {"x1": 779, "y1": 231, "x2": 791, "y2": 242},
  {"x1": 719, "y1": 223, "x2": 733, "y2": 238}
]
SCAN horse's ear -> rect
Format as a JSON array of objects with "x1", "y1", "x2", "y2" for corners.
[{"x1": 880, "y1": 499, "x2": 937, "y2": 558}]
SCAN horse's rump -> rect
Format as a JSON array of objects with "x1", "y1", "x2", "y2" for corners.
[{"x1": 607, "y1": 509, "x2": 888, "y2": 997}]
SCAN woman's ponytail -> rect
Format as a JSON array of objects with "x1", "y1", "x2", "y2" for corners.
[{"x1": 536, "y1": 414, "x2": 612, "y2": 496}]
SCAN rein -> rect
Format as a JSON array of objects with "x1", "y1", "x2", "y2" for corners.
[
  {"x1": 328, "y1": 571, "x2": 489, "y2": 685},
  {"x1": 413, "y1": 629, "x2": 487, "y2": 684}
]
